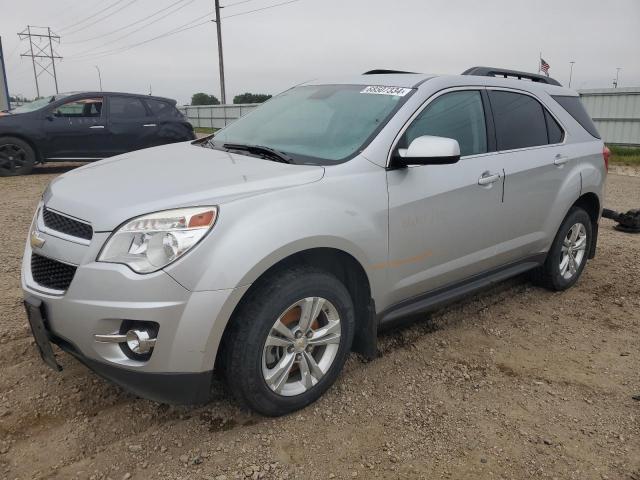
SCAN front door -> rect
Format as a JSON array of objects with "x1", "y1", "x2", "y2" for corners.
[
  {"x1": 386, "y1": 89, "x2": 505, "y2": 307},
  {"x1": 42, "y1": 96, "x2": 108, "y2": 159}
]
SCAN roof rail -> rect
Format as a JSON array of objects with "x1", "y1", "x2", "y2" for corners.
[
  {"x1": 363, "y1": 69, "x2": 417, "y2": 75},
  {"x1": 462, "y1": 66, "x2": 562, "y2": 87}
]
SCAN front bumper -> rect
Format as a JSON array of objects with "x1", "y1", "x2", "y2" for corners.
[
  {"x1": 48, "y1": 328, "x2": 214, "y2": 404},
  {"x1": 21, "y1": 206, "x2": 250, "y2": 403}
]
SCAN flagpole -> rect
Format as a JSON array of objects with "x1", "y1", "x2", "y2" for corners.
[{"x1": 539, "y1": 52, "x2": 542, "y2": 73}]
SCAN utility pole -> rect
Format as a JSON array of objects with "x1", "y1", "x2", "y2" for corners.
[
  {"x1": 47, "y1": 27, "x2": 59, "y2": 94},
  {"x1": 94, "y1": 65, "x2": 102, "y2": 91},
  {"x1": 614, "y1": 67, "x2": 621, "y2": 88},
  {"x1": 568, "y1": 61, "x2": 575, "y2": 88},
  {"x1": 18, "y1": 26, "x2": 62, "y2": 96},
  {"x1": 214, "y1": 0, "x2": 227, "y2": 104}
]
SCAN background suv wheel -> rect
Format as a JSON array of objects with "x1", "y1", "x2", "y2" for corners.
[
  {"x1": 0, "y1": 136, "x2": 36, "y2": 177},
  {"x1": 221, "y1": 266, "x2": 355, "y2": 416}
]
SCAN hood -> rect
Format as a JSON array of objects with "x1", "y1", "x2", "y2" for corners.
[{"x1": 45, "y1": 142, "x2": 325, "y2": 231}]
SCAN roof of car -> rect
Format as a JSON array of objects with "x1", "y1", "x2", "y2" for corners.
[
  {"x1": 303, "y1": 72, "x2": 577, "y2": 96},
  {"x1": 60, "y1": 91, "x2": 177, "y2": 104},
  {"x1": 304, "y1": 73, "x2": 434, "y2": 89}
]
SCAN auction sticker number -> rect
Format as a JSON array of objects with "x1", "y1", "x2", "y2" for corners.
[{"x1": 361, "y1": 86, "x2": 412, "y2": 96}]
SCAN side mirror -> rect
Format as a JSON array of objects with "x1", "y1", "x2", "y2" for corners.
[{"x1": 394, "y1": 135, "x2": 461, "y2": 166}]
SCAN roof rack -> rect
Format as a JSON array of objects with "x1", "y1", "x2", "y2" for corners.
[
  {"x1": 363, "y1": 69, "x2": 417, "y2": 75},
  {"x1": 462, "y1": 66, "x2": 562, "y2": 87}
]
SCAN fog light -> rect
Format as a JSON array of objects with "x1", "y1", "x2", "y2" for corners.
[{"x1": 125, "y1": 329, "x2": 156, "y2": 354}]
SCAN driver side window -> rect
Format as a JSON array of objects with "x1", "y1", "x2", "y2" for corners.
[
  {"x1": 402, "y1": 90, "x2": 487, "y2": 157},
  {"x1": 54, "y1": 98, "x2": 103, "y2": 118}
]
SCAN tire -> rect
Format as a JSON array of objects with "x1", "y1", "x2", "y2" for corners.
[
  {"x1": 532, "y1": 207, "x2": 592, "y2": 291},
  {"x1": 221, "y1": 267, "x2": 355, "y2": 416},
  {"x1": 0, "y1": 136, "x2": 36, "y2": 176}
]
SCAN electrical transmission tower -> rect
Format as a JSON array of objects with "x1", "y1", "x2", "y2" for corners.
[{"x1": 18, "y1": 26, "x2": 62, "y2": 97}]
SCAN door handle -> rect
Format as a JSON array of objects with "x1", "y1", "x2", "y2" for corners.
[
  {"x1": 89, "y1": 125, "x2": 105, "y2": 129},
  {"x1": 554, "y1": 154, "x2": 569, "y2": 166},
  {"x1": 143, "y1": 123, "x2": 157, "y2": 127},
  {"x1": 478, "y1": 172, "x2": 501, "y2": 186}
]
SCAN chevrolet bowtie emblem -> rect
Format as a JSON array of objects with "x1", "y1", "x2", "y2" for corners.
[{"x1": 30, "y1": 229, "x2": 46, "y2": 249}]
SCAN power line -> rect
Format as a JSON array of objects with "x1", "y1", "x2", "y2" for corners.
[
  {"x1": 66, "y1": 0, "x2": 196, "y2": 58},
  {"x1": 58, "y1": 0, "x2": 128, "y2": 33},
  {"x1": 222, "y1": 0, "x2": 257, "y2": 7},
  {"x1": 224, "y1": 0, "x2": 301, "y2": 19},
  {"x1": 66, "y1": 13, "x2": 215, "y2": 61},
  {"x1": 67, "y1": 0, "x2": 303, "y2": 61},
  {"x1": 66, "y1": 0, "x2": 189, "y2": 44},
  {"x1": 63, "y1": 0, "x2": 140, "y2": 35}
]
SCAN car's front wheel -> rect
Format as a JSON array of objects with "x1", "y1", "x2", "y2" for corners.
[
  {"x1": 0, "y1": 136, "x2": 36, "y2": 176},
  {"x1": 222, "y1": 267, "x2": 355, "y2": 416}
]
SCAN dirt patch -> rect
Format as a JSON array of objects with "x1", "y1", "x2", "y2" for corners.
[{"x1": 1, "y1": 166, "x2": 639, "y2": 480}]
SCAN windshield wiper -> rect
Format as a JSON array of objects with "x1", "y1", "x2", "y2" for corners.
[{"x1": 223, "y1": 143, "x2": 293, "y2": 164}]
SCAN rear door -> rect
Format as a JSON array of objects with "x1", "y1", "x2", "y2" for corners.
[
  {"x1": 386, "y1": 88, "x2": 506, "y2": 305},
  {"x1": 144, "y1": 98, "x2": 195, "y2": 146},
  {"x1": 107, "y1": 95, "x2": 156, "y2": 154},
  {"x1": 42, "y1": 96, "x2": 108, "y2": 159},
  {"x1": 487, "y1": 88, "x2": 573, "y2": 265}
]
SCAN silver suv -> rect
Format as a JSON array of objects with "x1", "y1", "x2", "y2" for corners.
[{"x1": 22, "y1": 67, "x2": 607, "y2": 416}]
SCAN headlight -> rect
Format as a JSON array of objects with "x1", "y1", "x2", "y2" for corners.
[{"x1": 98, "y1": 206, "x2": 218, "y2": 273}]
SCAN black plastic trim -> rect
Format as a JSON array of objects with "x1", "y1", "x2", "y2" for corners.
[
  {"x1": 377, "y1": 254, "x2": 546, "y2": 329},
  {"x1": 480, "y1": 89, "x2": 497, "y2": 152},
  {"x1": 49, "y1": 333, "x2": 213, "y2": 404},
  {"x1": 462, "y1": 66, "x2": 562, "y2": 86},
  {"x1": 363, "y1": 69, "x2": 417, "y2": 75}
]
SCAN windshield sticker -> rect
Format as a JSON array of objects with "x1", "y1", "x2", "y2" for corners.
[{"x1": 361, "y1": 86, "x2": 412, "y2": 97}]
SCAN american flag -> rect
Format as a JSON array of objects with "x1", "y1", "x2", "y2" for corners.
[{"x1": 540, "y1": 58, "x2": 550, "y2": 76}]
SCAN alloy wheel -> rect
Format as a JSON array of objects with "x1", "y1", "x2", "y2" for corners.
[
  {"x1": 559, "y1": 222, "x2": 587, "y2": 280},
  {"x1": 262, "y1": 297, "x2": 341, "y2": 397}
]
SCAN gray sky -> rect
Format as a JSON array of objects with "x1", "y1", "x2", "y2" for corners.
[{"x1": 1, "y1": 0, "x2": 639, "y2": 105}]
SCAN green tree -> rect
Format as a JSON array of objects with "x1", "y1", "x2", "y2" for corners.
[
  {"x1": 191, "y1": 93, "x2": 220, "y2": 106},
  {"x1": 233, "y1": 93, "x2": 272, "y2": 104}
]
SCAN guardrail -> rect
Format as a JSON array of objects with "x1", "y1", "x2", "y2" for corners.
[{"x1": 178, "y1": 104, "x2": 259, "y2": 129}]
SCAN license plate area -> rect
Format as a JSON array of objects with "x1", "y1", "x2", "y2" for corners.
[{"x1": 24, "y1": 297, "x2": 62, "y2": 372}]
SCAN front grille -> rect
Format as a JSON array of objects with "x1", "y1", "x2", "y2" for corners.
[
  {"x1": 31, "y1": 254, "x2": 77, "y2": 291},
  {"x1": 43, "y1": 207, "x2": 93, "y2": 241}
]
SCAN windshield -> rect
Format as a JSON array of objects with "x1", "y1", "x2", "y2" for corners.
[
  {"x1": 209, "y1": 84, "x2": 413, "y2": 165},
  {"x1": 11, "y1": 94, "x2": 71, "y2": 114}
]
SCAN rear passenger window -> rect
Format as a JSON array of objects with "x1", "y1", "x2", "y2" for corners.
[
  {"x1": 489, "y1": 91, "x2": 548, "y2": 150},
  {"x1": 146, "y1": 99, "x2": 181, "y2": 118},
  {"x1": 402, "y1": 90, "x2": 487, "y2": 157},
  {"x1": 545, "y1": 110, "x2": 564, "y2": 144},
  {"x1": 109, "y1": 96, "x2": 148, "y2": 119}
]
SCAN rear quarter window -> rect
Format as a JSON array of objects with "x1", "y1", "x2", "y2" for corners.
[
  {"x1": 146, "y1": 99, "x2": 182, "y2": 118},
  {"x1": 552, "y1": 95, "x2": 601, "y2": 139}
]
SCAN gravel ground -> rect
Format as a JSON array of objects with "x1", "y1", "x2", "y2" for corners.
[{"x1": 1, "y1": 165, "x2": 639, "y2": 480}]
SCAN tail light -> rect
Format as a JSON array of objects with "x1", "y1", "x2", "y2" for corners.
[{"x1": 603, "y1": 146, "x2": 610, "y2": 173}]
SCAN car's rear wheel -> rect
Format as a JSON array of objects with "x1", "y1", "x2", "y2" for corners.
[
  {"x1": 0, "y1": 136, "x2": 36, "y2": 176},
  {"x1": 532, "y1": 207, "x2": 592, "y2": 291},
  {"x1": 222, "y1": 267, "x2": 355, "y2": 416}
]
